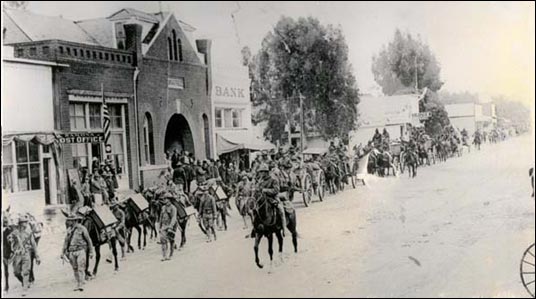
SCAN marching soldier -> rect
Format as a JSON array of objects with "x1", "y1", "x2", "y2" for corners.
[
  {"x1": 110, "y1": 201, "x2": 127, "y2": 257},
  {"x1": 61, "y1": 214, "x2": 93, "y2": 292},
  {"x1": 11, "y1": 215, "x2": 40, "y2": 295},
  {"x1": 198, "y1": 183, "x2": 218, "y2": 242},
  {"x1": 159, "y1": 193, "x2": 178, "y2": 261}
]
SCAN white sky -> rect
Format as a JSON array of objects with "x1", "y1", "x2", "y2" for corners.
[{"x1": 24, "y1": 1, "x2": 535, "y2": 108}]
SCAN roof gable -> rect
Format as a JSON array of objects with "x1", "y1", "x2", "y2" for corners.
[{"x1": 4, "y1": 8, "x2": 99, "y2": 45}]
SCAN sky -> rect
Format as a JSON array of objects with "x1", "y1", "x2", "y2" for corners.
[{"x1": 22, "y1": 1, "x2": 535, "y2": 109}]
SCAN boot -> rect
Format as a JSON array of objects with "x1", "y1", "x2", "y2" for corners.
[{"x1": 278, "y1": 203, "x2": 286, "y2": 237}]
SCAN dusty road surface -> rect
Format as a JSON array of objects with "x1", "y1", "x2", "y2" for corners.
[{"x1": 3, "y1": 135, "x2": 535, "y2": 298}]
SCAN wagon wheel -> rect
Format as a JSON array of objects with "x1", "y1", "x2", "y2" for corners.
[
  {"x1": 521, "y1": 243, "x2": 535, "y2": 298},
  {"x1": 317, "y1": 170, "x2": 325, "y2": 202},
  {"x1": 302, "y1": 173, "x2": 313, "y2": 207}
]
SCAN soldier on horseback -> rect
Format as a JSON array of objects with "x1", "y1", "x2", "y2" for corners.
[{"x1": 255, "y1": 164, "x2": 286, "y2": 236}]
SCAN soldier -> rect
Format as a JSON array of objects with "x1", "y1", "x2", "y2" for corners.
[
  {"x1": 61, "y1": 214, "x2": 92, "y2": 292},
  {"x1": 227, "y1": 163, "x2": 238, "y2": 188},
  {"x1": 235, "y1": 172, "x2": 253, "y2": 228},
  {"x1": 195, "y1": 161, "x2": 207, "y2": 185},
  {"x1": 256, "y1": 163, "x2": 286, "y2": 236},
  {"x1": 159, "y1": 193, "x2": 178, "y2": 261},
  {"x1": 11, "y1": 215, "x2": 40, "y2": 295},
  {"x1": 198, "y1": 184, "x2": 218, "y2": 242},
  {"x1": 110, "y1": 201, "x2": 127, "y2": 257},
  {"x1": 173, "y1": 161, "x2": 187, "y2": 192}
]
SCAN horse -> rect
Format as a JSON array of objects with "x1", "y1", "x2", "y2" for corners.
[
  {"x1": 404, "y1": 149, "x2": 418, "y2": 178},
  {"x1": 473, "y1": 135, "x2": 482, "y2": 150},
  {"x1": 3, "y1": 208, "x2": 16, "y2": 293},
  {"x1": 368, "y1": 149, "x2": 396, "y2": 177},
  {"x1": 120, "y1": 203, "x2": 148, "y2": 252},
  {"x1": 169, "y1": 197, "x2": 191, "y2": 249},
  {"x1": 252, "y1": 192, "x2": 298, "y2": 271},
  {"x1": 2, "y1": 208, "x2": 42, "y2": 292},
  {"x1": 141, "y1": 188, "x2": 162, "y2": 241},
  {"x1": 417, "y1": 144, "x2": 431, "y2": 166},
  {"x1": 322, "y1": 158, "x2": 340, "y2": 194},
  {"x1": 60, "y1": 208, "x2": 121, "y2": 277}
]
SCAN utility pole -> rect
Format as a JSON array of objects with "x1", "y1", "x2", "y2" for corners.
[
  {"x1": 299, "y1": 93, "x2": 305, "y2": 159},
  {"x1": 414, "y1": 55, "x2": 418, "y2": 91}
]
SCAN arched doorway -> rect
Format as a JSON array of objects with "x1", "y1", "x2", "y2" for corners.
[
  {"x1": 164, "y1": 114, "x2": 195, "y2": 156},
  {"x1": 203, "y1": 114, "x2": 211, "y2": 158}
]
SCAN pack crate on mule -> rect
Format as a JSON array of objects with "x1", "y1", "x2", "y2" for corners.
[
  {"x1": 88, "y1": 205, "x2": 118, "y2": 230},
  {"x1": 126, "y1": 193, "x2": 150, "y2": 215}
]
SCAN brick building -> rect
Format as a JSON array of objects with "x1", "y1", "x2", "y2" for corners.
[{"x1": 3, "y1": 7, "x2": 213, "y2": 213}]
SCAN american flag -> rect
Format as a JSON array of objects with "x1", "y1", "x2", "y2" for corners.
[{"x1": 102, "y1": 84, "x2": 111, "y2": 151}]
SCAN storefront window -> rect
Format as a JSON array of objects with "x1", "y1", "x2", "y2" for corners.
[
  {"x1": 110, "y1": 133, "x2": 124, "y2": 174},
  {"x1": 215, "y1": 109, "x2": 223, "y2": 128},
  {"x1": 72, "y1": 143, "x2": 89, "y2": 169},
  {"x1": 15, "y1": 140, "x2": 41, "y2": 191},
  {"x1": 2, "y1": 144, "x2": 13, "y2": 193},
  {"x1": 89, "y1": 103, "x2": 102, "y2": 129},
  {"x1": 232, "y1": 110, "x2": 241, "y2": 128},
  {"x1": 69, "y1": 103, "x2": 86, "y2": 130}
]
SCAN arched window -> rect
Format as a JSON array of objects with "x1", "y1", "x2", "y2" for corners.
[
  {"x1": 171, "y1": 30, "x2": 178, "y2": 61},
  {"x1": 203, "y1": 114, "x2": 211, "y2": 158},
  {"x1": 177, "y1": 38, "x2": 183, "y2": 61},
  {"x1": 167, "y1": 37, "x2": 173, "y2": 60},
  {"x1": 143, "y1": 112, "x2": 155, "y2": 165}
]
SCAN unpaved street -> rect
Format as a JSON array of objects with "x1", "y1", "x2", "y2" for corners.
[{"x1": 4, "y1": 135, "x2": 535, "y2": 298}]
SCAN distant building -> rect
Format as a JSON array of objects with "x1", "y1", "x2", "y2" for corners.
[
  {"x1": 445, "y1": 102, "x2": 494, "y2": 135},
  {"x1": 348, "y1": 91, "x2": 424, "y2": 150}
]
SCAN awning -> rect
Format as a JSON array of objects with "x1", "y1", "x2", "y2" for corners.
[
  {"x1": 2, "y1": 131, "x2": 59, "y2": 146},
  {"x1": 216, "y1": 131, "x2": 275, "y2": 155}
]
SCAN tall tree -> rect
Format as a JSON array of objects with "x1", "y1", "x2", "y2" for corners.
[
  {"x1": 420, "y1": 90, "x2": 451, "y2": 137},
  {"x1": 245, "y1": 16, "x2": 360, "y2": 144},
  {"x1": 372, "y1": 29, "x2": 443, "y2": 96}
]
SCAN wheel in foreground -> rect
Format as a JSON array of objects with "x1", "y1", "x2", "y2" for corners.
[{"x1": 521, "y1": 243, "x2": 535, "y2": 298}]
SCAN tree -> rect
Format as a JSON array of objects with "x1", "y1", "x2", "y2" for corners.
[
  {"x1": 372, "y1": 29, "x2": 443, "y2": 96},
  {"x1": 244, "y1": 16, "x2": 360, "y2": 144},
  {"x1": 420, "y1": 90, "x2": 451, "y2": 137}
]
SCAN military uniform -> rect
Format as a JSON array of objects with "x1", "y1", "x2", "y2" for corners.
[
  {"x1": 236, "y1": 178, "x2": 253, "y2": 216},
  {"x1": 256, "y1": 169, "x2": 287, "y2": 233},
  {"x1": 62, "y1": 219, "x2": 93, "y2": 291},
  {"x1": 159, "y1": 198, "x2": 178, "y2": 260},
  {"x1": 11, "y1": 221, "x2": 39, "y2": 292},
  {"x1": 198, "y1": 189, "x2": 217, "y2": 241}
]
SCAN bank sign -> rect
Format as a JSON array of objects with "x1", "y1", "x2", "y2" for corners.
[
  {"x1": 214, "y1": 86, "x2": 246, "y2": 98},
  {"x1": 57, "y1": 132, "x2": 104, "y2": 144}
]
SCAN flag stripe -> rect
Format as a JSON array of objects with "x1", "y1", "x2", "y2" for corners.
[{"x1": 103, "y1": 95, "x2": 111, "y2": 145}]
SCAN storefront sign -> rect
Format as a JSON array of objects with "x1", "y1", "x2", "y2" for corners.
[
  {"x1": 412, "y1": 112, "x2": 431, "y2": 120},
  {"x1": 215, "y1": 86, "x2": 245, "y2": 98},
  {"x1": 57, "y1": 132, "x2": 104, "y2": 144}
]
